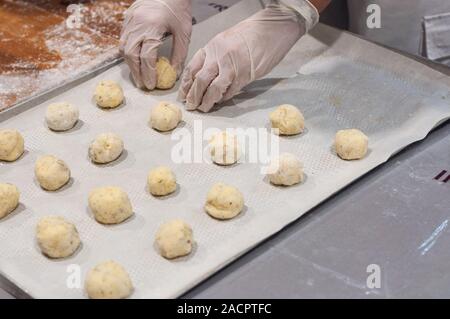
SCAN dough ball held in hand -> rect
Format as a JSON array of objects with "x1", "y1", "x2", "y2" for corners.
[
  {"x1": 0, "y1": 129, "x2": 24, "y2": 162},
  {"x1": 0, "y1": 183, "x2": 20, "y2": 219},
  {"x1": 147, "y1": 166, "x2": 177, "y2": 196},
  {"x1": 35, "y1": 155, "x2": 71, "y2": 191},
  {"x1": 45, "y1": 102, "x2": 79, "y2": 131},
  {"x1": 88, "y1": 186, "x2": 133, "y2": 224},
  {"x1": 209, "y1": 131, "x2": 241, "y2": 166},
  {"x1": 270, "y1": 104, "x2": 305, "y2": 136},
  {"x1": 149, "y1": 101, "x2": 182, "y2": 132},
  {"x1": 335, "y1": 129, "x2": 368, "y2": 160},
  {"x1": 85, "y1": 260, "x2": 133, "y2": 299},
  {"x1": 36, "y1": 216, "x2": 81, "y2": 258},
  {"x1": 89, "y1": 133, "x2": 124, "y2": 164},
  {"x1": 94, "y1": 80, "x2": 124, "y2": 109},
  {"x1": 205, "y1": 183, "x2": 244, "y2": 220},
  {"x1": 156, "y1": 57, "x2": 177, "y2": 90},
  {"x1": 156, "y1": 219, "x2": 194, "y2": 259},
  {"x1": 268, "y1": 153, "x2": 304, "y2": 186}
]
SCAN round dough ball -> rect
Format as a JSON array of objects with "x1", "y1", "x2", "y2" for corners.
[
  {"x1": 36, "y1": 216, "x2": 81, "y2": 258},
  {"x1": 205, "y1": 183, "x2": 244, "y2": 220},
  {"x1": 209, "y1": 131, "x2": 241, "y2": 166},
  {"x1": 45, "y1": 102, "x2": 79, "y2": 131},
  {"x1": 268, "y1": 153, "x2": 304, "y2": 186},
  {"x1": 0, "y1": 129, "x2": 24, "y2": 162},
  {"x1": 147, "y1": 166, "x2": 177, "y2": 196},
  {"x1": 0, "y1": 183, "x2": 20, "y2": 219},
  {"x1": 85, "y1": 260, "x2": 133, "y2": 299},
  {"x1": 155, "y1": 219, "x2": 193, "y2": 259},
  {"x1": 89, "y1": 133, "x2": 124, "y2": 164},
  {"x1": 35, "y1": 155, "x2": 71, "y2": 191},
  {"x1": 156, "y1": 57, "x2": 177, "y2": 90},
  {"x1": 88, "y1": 186, "x2": 133, "y2": 224},
  {"x1": 94, "y1": 80, "x2": 124, "y2": 108},
  {"x1": 335, "y1": 129, "x2": 368, "y2": 160},
  {"x1": 149, "y1": 101, "x2": 182, "y2": 132},
  {"x1": 269, "y1": 104, "x2": 305, "y2": 136}
]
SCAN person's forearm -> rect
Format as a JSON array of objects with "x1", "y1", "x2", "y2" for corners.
[{"x1": 309, "y1": 0, "x2": 332, "y2": 13}]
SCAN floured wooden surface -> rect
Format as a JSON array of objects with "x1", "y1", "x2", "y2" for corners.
[
  {"x1": 0, "y1": 0, "x2": 242, "y2": 112},
  {"x1": 0, "y1": 0, "x2": 133, "y2": 110}
]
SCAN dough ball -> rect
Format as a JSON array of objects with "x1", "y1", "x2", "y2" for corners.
[
  {"x1": 149, "y1": 101, "x2": 182, "y2": 132},
  {"x1": 0, "y1": 129, "x2": 24, "y2": 162},
  {"x1": 268, "y1": 153, "x2": 304, "y2": 186},
  {"x1": 156, "y1": 57, "x2": 177, "y2": 90},
  {"x1": 209, "y1": 131, "x2": 241, "y2": 166},
  {"x1": 45, "y1": 102, "x2": 79, "y2": 131},
  {"x1": 270, "y1": 104, "x2": 305, "y2": 135},
  {"x1": 94, "y1": 80, "x2": 124, "y2": 108},
  {"x1": 335, "y1": 129, "x2": 368, "y2": 160},
  {"x1": 36, "y1": 216, "x2": 81, "y2": 258},
  {"x1": 88, "y1": 186, "x2": 133, "y2": 224},
  {"x1": 89, "y1": 133, "x2": 124, "y2": 164},
  {"x1": 205, "y1": 183, "x2": 244, "y2": 220},
  {"x1": 155, "y1": 219, "x2": 193, "y2": 259},
  {"x1": 0, "y1": 183, "x2": 20, "y2": 219},
  {"x1": 85, "y1": 260, "x2": 133, "y2": 299},
  {"x1": 147, "y1": 166, "x2": 177, "y2": 196},
  {"x1": 35, "y1": 155, "x2": 71, "y2": 191}
]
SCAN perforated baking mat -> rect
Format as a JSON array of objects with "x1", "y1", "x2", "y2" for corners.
[{"x1": 0, "y1": 1, "x2": 449, "y2": 298}]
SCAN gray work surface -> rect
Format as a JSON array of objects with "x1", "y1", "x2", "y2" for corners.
[{"x1": 1, "y1": 3, "x2": 449, "y2": 299}]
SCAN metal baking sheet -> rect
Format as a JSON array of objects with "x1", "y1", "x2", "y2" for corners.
[{"x1": 0, "y1": 0, "x2": 449, "y2": 298}]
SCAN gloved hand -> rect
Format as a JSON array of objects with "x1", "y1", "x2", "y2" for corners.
[
  {"x1": 119, "y1": 0, "x2": 192, "y2": 90},
  {"x1": 178, "y1": 0, "x2": 319, "y2": 112}
]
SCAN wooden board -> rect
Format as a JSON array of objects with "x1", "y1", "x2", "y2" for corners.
[{"x1": 0, "y1": 0, "x2": 133, "y2": 110}]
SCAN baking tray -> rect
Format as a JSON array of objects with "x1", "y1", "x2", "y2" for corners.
[{"x1": 0, "y1": 0, "x2": 449, "y2": 298}]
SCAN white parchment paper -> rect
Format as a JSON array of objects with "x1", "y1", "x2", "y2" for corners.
[{"x1": 0, "y1": 0, "x2": 449, "y2": 298}]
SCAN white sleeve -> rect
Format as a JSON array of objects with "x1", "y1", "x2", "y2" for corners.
[{"x1": 272, "y1": 0, "x2": 320, "y2": 31}]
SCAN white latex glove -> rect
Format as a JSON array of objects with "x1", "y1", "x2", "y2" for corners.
[
  {"x1": 119, "y1": 0, "x2": 192, "y2": 90},
  {"x1": 178, "y1": 0, "x2": 319, "y2": 112}
]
